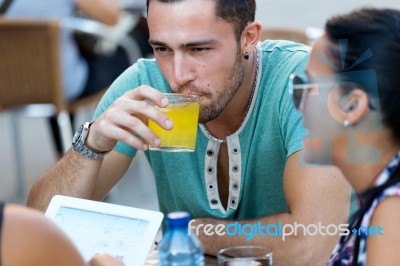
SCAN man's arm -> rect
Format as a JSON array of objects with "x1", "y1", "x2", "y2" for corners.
[
  {"x1": 27, "y1": 87, "x2": 172, "y2": 211},
  {"x1": 194, "y1": 151, "x2": 351, "y2": 265},
  {"x1": 27, "y1": 149, "x2": 133, "y2": 211}
]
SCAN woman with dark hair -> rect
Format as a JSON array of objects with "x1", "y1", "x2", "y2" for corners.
[{"x1": 290, "y1": 8, "x2": 400, "y2": 265}]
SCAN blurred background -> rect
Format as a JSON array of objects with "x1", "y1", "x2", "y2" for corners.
[
  {"x1": 257, "y1": 0, "x2": 400, "y2": 28},
  {"x1": 1, "y1": 0, "x2": 400, "y2": 210}
]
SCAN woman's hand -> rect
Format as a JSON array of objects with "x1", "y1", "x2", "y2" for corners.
[{"x1": 88, "y1": 253, "x2": 124, "y2": 266}]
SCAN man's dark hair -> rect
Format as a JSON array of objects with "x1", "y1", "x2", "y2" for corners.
[
  {"x1": 325, "y1": 8, "x2": 400, "y2": 265},
  {"x1": 146, "y1": 0, "x2": 256, "y2": 41}
]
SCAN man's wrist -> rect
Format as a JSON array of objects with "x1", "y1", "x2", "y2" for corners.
[
  {"x1": 84, "y1": 128, "x2": 108, "y2": 154},
  {"x1": 72, "y1": 121, "x2": 111, "y2": 160}
]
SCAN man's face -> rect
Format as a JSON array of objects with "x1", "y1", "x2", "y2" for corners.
[{"x1": 147, "y1": 0, "x2": 244, "y2": 123}]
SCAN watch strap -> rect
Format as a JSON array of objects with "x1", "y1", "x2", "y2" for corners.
[{"x1": 72, "y1": 121, "x2": 111, "y2": 160}]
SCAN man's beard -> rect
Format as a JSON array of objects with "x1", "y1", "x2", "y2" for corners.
[{"x1": 199, "y1": 50, "x2": 245, "y2": 123}]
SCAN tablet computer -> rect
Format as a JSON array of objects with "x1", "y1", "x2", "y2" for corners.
[{"x1": 45, "y1": 195, "x2": 163, "y2": 266}]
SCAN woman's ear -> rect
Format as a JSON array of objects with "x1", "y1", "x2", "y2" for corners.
[
  {"x1": 241, "y1": 21, "x2": 262, "y2": 51},
  {"x1": 342, "y1": 89, "x2": 370, "y2": 125},
  {"x1": 328, "y1": 85, "x2": 370, "y2": 126}
]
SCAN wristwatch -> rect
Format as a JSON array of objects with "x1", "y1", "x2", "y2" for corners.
[{"x1": 72, "y1": 121, "x2": 110, "y2": 160}]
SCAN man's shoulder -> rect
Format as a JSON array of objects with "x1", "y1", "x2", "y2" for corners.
[
  {"x1": 126, "y1": 58, "x2": 162, "y2": 79},
  {"x1": 260, "y1": 39, "x2": 311, "y2": 54},
  {"x1": 110, "y1": 58, "x2": 167, "y2": 89},
  {"x1": 135, "y1": 57, "x2": 160, "y2": 69},
  {"x1": 259, "y1": 40, "x2": 310, "y2": 78},
  {"x1": 97, "y1": 58, "x2": 168, "y2": 111}
]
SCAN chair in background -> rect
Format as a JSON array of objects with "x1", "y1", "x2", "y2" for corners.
[
  {"x1": 0, "y1": 13, "x2": 142, "y2": 149},
  {"x1": 0, "y1": 18, "x2": 141, "y2": 199},
  {"x1": 0, "y1": 19, "x2": 72, "y2": 199},
  {"x1": 0, "y1": 19, "x2": 74, "y2": 151},
  {"x1": 62, "y1": 11, "x2": 143, "y2": 66},
  {"x1": 261, "y1": 26, "x2": 324, "y2": 46}
]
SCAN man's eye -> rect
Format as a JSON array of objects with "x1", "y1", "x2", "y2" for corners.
[
  {"x1": 191, "y1": 47, "x2": 209, "y2": 52},
  {"x1": 154, "y1": 47, "x2": 169, "y2": 52}
]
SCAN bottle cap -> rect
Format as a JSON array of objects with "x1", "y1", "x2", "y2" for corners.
[{"x1": 166, "y1": 211, "x2": 191, "y2": 228}]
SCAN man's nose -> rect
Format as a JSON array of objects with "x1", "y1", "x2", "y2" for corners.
[{"x1": 172, "y1": 54, "x2": 195, "y2": 87}]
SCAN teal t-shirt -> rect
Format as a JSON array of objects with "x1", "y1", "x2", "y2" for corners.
[{"x1": 94, "y1": 40, "x2": 310, "y2": 220}]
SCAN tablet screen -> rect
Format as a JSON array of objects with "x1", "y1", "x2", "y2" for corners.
[{"x1": 54, "y1": 206, "x2": 150, "y2": 262}]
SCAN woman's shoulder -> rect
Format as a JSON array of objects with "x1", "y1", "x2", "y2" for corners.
[
  {"x1": 371, "y1": 193, "x2": 400, "y2": 226},
  {"x1": 367, "y1": 192, "x2": 400, "y2": 265},
  {"x1": 368, "y1": 184, "x2": 400, "y2": 235}
]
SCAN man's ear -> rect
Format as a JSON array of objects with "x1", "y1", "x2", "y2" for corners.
[
  {"x1": 241, "y1": 21, "x2": 262, "y2": 51},
  {"x1": 342, "y1": 89, "x2": 370, "y2": 125}
]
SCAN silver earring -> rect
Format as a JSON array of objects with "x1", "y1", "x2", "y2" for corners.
[
  {"x1": 244, "y1": 52, "x2": 249, "y2": 60},
  {"x1": 343, "y1": 120, "x2": 350, "y2": 128}
]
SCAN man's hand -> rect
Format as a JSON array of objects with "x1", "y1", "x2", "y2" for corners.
[{"x1": 86, "y1": 85, "x2": 173, "y2": 152}]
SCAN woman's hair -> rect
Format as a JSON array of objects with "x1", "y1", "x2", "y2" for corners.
[
  {"x1": 325, "y1": 8, "x2": 400, "y2": 265},
  {"x1": 146, "y1": 0, "x2": 256, "y2": 41},
  {"x1": 325, "y1": 8, "x2": 400, "y2": 142}
]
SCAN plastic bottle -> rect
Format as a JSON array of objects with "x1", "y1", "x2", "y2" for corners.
[{"x1": 158, "y1": 211, "x2": 204, "y2": 266}]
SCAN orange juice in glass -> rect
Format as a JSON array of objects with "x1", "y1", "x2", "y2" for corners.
[{"x1": 149, "y1": 93, "x2": 200, "y2": 152}]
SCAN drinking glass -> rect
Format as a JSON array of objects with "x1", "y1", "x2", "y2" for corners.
[{"x1": 148, "y1": 93, "x2": 200, "y2": 152}]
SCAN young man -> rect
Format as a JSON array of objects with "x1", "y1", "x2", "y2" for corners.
[{"x1": 27, "y1": 0, "x2": 351, "y2": 264}]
